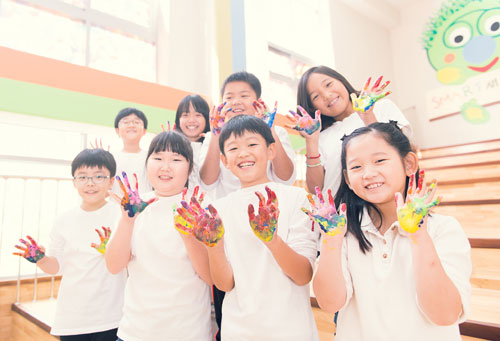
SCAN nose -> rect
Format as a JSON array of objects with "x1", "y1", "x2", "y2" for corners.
[
  {"x1": 362, "y1": 165, "x2": 377, "y2": 180},
  {"x1": 160, "y1": 161, "x2": 171, "y2": 171},
  {"x1": 463, "y1": 35, "x2": 496, "y2": 64},
  {"x1": 237, "y1": 147, "x2": 250, "y2": 158}
]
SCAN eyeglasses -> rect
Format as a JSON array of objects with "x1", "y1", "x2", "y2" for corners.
[
  {"x1": 119, "y1": 120, "x2": 143, "y2": 127},
  {"x1": 73, "y1": 175, "x2": 110, "y2": 185}
]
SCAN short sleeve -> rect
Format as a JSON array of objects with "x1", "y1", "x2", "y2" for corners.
[
  {"x1": 269, "y1": 126, "x2": 297, "y2": 185},
  {"x1": 425, "y1": 215, "x2": 472, "y2": 323},
  {"x1": 373, "y1": 98, "x2": 412, "y2": 138},
  {"x1": 284, "y1": 188, "x2": 320, "y2": 267},
  {"x1": 47, "y1": 216, "x2": 65, "y2": 274}
]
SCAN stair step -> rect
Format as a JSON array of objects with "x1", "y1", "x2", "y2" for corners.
[
  {"x1": 471, "y1": 248, "x2": 500, "y2": 290},
  {"x1": 419, "y1": 140, "x2": 500, "y2": 159},
  {"x1": 437, "y1": 181, "x2": 500, "y2": 203}
]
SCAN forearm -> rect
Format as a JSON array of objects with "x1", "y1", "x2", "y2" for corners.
[
  {"x1": 313, "y1": 237, "x2": 346, "y2": 314},
  {"x1": 200, "y1": 135, "x2": 221, "y2": 185},
  {"x1": 105, "y1": 216, "x2": 133, "y2": 274},
  {"x1": 180, "y1": 234, "x2": 212, "y2": 285},
  {"x1": 206, "y1": 241, "x2": 234, "y2": 292},
  {"x1": 358, "y1": 110, "x2": 377, "y2": 126},
  {"x1": 304, "y1": 138, "x2": 324, "y2": 192},
  {"x1": 270, "y1": 130, "x2": 294, "y2": 181},
  {"x1": 267, "y1": 236, "x2": 312, "y2": 286},
  {"x1": 412, "y1": 232, "x2": 462, "y2": 325},
  {"x1": 37, "y1": 256, "x2": 59, "y2": 275}
]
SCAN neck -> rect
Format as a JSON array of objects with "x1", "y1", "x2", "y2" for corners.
[
  {"x1": 241, "y1": 177, "x2": 270, "y2": 189},
  {"x1": 336, "y1": 104, "x2": 355, "y2": 122},
  {"x1": 187, "y1": 136, "x2": 199, "y2": 143},
  {"x1": 81, "y1": 200, "x2": 107, "y2": 212},
  {"x1": 369, "y1": 201, "x2": 398, "y2": 235},
  {"x1": 122, "y1": 140, "x2": 141, "y2": 153}
]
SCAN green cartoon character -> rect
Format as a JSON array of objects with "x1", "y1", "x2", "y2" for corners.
[{"x1": 423, "y1": 0, "x2": 500, "y2": 85}]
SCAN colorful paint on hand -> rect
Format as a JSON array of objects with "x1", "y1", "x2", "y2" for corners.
[
  {"x1": 248, "y1": 186, "x2": 279, "y2": 242},
  {"x1": 116, "y1": 172, "x2": 156, "y2": 217},
  {"x1": 286, "y1": 105, "x2": 321, "y2": 135},
  {"x1": 254, "y1": 100, "x2": 277, "y2": 128},
  {"x1": 210, "y1": 102, "x2": 230, "y2": 135},
  {"x1": 397, "y1": 170, "x2": 442, "y2": 233},
  {"x1": 177, "y1": 192, "x2": 224, "y2": 247},
  {"x1": 174, "y1": 186, "x2": 205, "y2": 235},
  {"x1": 90, "y1": 226, "x2": 111, "y2": 255},
  {"x1": 351, "y1": 76, "x2": 391, "y2": 113},
  {"x1": 13, "y1": 235, "x2": 45, "y2": 263},
  {"x1": 302, "y1": 187, "x2": 347, "y2": 236}
]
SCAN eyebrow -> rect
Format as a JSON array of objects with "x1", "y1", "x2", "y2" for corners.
[{"x1": 347, "y1": 152, "x2": 389, "y2": 164}]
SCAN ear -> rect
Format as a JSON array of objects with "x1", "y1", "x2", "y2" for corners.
[
  {"x1": 403, "y1": 152, "x2": 419, "y2": 176},
  {"x1": 266, "y1": 142, "x2": 276, "y2": 161},
  {"x1": 343, "y1": 169, "x2": 353, "y2": 189},
  {"x1": 109, "y1": 176, "x2": 115, "y2": 188},
  {"x1": 220, "y1": 153, "x2": 230, "y2": 169},
  {"x1": 115, "y1": 128, "x2": 120, "y2": 136}
]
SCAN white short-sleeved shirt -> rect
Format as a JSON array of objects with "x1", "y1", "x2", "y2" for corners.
[
  {"x1": 117, "y1": 192, "x2": 212, "y2": 341},
  {"x1": 319, "y1": 99, "x2": 411, "y2": 196},
  {"x1": 200, "y1": 125, "x2": 297, "y2": 199},
  {"x1": 111, "y1": 149, "x2": 152, "y2": 195},
  {"x1": 48, "y1": 202, "x2": 126, "y2": 336},
  {"x1": 336, "y1": 211, "x2": 471, "y2": 341},
  {"x1": 188, "y1": 140, "x2": 203, "y2": 190},
  {"x1": 215, "y1": 182, "x2": 319, "y2": 340}
]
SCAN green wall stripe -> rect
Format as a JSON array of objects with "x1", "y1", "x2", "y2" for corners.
[{"x1": 0, "y1": 77, "x2": 174, "y2": 133}]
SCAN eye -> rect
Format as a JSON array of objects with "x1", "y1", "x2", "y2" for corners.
[
  {"x1": 96, "y1": 175, "x2": 106, "y2": 180},
  {"x1": 311, "y1": 94, "x2": 318, "y2": 101},
  {"x1": 482, "y1": 13, "x2": 500, "y2": 36},
  {"x1": 444, "y1": 22, "x2": 472, "y2": 48},
  {"x1": 229, "y1": 147, "x2": 237, "y2": 152},
  {"x1": 376, "y1": 159, "x2": 387, "y2": 163},
  {"x1": 326, "y1": 82, "x2": 332, "y2": 87},
  {"x1": 349, "y1": 165, "x2": 361, "y2": 171},
  {"x1": 77, "y1": 176, "x2": 87, "y2": 181}
]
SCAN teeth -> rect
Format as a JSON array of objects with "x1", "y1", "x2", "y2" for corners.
[
  {"x1": 239, "y1": 162, "x2": 254, "y2": 168},
  {"x1": 159, "y1": 175, "x2": 171, "y2": 180},
  {"x1": 366, "y1": 183, "x2": 383, "y2": 189},
  {"x1": 328, "y1": 97, "x2": 338, "y2": 107}
]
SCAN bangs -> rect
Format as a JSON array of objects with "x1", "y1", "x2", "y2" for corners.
[{"x1": 147, "y1": 131, "x2": 193, "y2": 172}]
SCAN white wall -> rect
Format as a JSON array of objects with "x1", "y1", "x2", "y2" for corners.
[
  {"x1": 390, "y1": 0, "x2": 500, "y2": 148},
  {"x1": 156, "y1": 0, "x2": 218, "y2": 100},
  {"x1": 329, "y1": 0, "x2": 398, "y2": 104}
]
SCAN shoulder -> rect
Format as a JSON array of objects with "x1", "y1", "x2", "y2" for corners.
[{"x1": 427, "y1": 214, "x2": 469, "y2": 244}]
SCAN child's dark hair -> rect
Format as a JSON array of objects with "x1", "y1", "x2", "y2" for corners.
[
  {"x1": 335, "y1": 121, "x2": 416, "y2": 253},
  {"x1": 71, "y1": 149, "x2": 117, "y2": 177},
  {"x1": 221, "y1": 71, "x2": 262, "y2": 98},
  {"x1": 297, "y1": 66, "x2": 358, "y2": 131},
  {"x1": 218, "y1": 115, "x2": 275, "y2": 156},
  {"x1": 114, "y1": 107, "x2": 148, "y2": 129},
  {"x1": 174, "y1": 94, "x2": 210, "y2": 142},
  {"x1": 146, "y1": 131, "x2": 194, "y2": 178}
]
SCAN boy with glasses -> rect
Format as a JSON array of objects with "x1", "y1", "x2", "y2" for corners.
[
  {"x1": 112, "y1": 107, "x2": 151, "y2": 195},
  {"x1": 13, "y1": 148, "x2": 127, "y2": 341}
]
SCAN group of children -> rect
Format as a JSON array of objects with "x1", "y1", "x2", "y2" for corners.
[{"x1": 13, "y1": 68, "x2": 471, "y2": 341}]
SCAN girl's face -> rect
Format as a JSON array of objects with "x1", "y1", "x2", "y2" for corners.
[
  {"x1": 344, "y1": 133, "x2": 415, "y2": 207},
  {"x1": 306, "y1": 72, "x2": 354, "y2": 121},
  {"x1": 179, "y1": 103, "x2": 206, "y2": 142},
  {"x1": 147, "y1": 150, "x2": 190, "y2": 197}
]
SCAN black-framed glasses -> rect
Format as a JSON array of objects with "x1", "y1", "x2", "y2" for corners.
[{"x1": 73, "y1": 175, "x2": 110, "y2": 185}]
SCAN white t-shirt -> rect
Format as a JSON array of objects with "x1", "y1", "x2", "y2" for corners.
[
  {"x1": 117, "y1": 192, "x2": 212, "y2": 341},
  {"x1": 200, "y1": 126, "x2": 297, "y2": 199},
  {"x1": 215, "y1": 182, "x2": 319, "y2": 340},
  {"x1": 112, "y1": 149, "x2": 152, "y2": 195},
  {"x1": 336, "y1": 211, "x2": 471, "y2": 341},
  {"x1": 319, "y1": 99, "x2": 411, "y2": 196},
  {"x1": 48, "y1": 201, "x2": 126, "y2": 336},
  {"x1": 188, "y1": 140, "x2": 203, "y2": 190}
]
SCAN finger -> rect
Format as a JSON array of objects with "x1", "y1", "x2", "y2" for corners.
[
  {"x1": 371, "y1": 76, "x2": 383, "y2": 91},
  {"x1": 315, "y1": 187, "x2": 325, "y2": 204},
  {"x1": 264, "y1": 186, "x2": 277, "y2": 205},
  {"x1": 190, "y1": 196, "x2": 204, "y2": 214},
  {"x1": 191, "y1": 186, "x2": 199, "y2": 200},
  {"x1": 255, "y1": 191, "x2": 266, "y2": 208},
  {"x1": 104, "y1": 227, "x2": 111, "y2": 238},
  {"x1": 377, "y1": 80, "x2": 390, "y2": 93},
  {"x1": 207, "y1": 204, "x2": 220, "y2": 220},
  {"x1": 362, "y1": 77, "x2": 372, "y2": 92},
  {"x1": 198, "y1": 192, "x2": 205, "y2": 205},
  {"x1": 14, "y1": 245, "x2": 27, "y2": 251},
  {"x1": 314, "y1": 110, "x2": 321, "y2": 122},
  {"x1": 122, "y1": 172, "x2": 132, "y2": 191},
  {"x1": 108, "y1": 191, "x2": 123, "y2": 204},
  {"x1": 89, "y1": 140, "x2": 95, "y2": 149},
  {"x1": 306, "y1": 193, "x2": 317, "y2": 210},
  {"x1": 181, "y1": 187, "x2": 188, "y2": 201},
  {"x1": 427, "y1": 196, "x2": 442, "y2": 210},
  {"x1": 373, "y1": 91, "x2": 391, "y2": 102},
  {"x1": 289, "y1": 110, "x2": 302, "y2": 121},
  {"x1": 248, "y1": 204, "x2": 255, "y2": 221},
  {"x1": 161, "y1": 123, "x2": 165, "y2": 132},
  {"x1": 115, "y1": 176, "x2": 127, "y2": 195},
  {"x1": 297, "y1": 105, "x2": 311, "y2": 118},
  {"x1": 327, "y1": 189, "x2": 335, "y2": 207},
  {"x1": 424, "y1": 180, "x2": 438, "y2": 203},
  {"x1": 350, "y1": 93, "x2": 358, "y2": 103},
  {"x1": 417, "y1": 169, "x2": 425, "y2": 194},
  {"x1": 26, "y1": 235, "x2": 38, "y2": 247},
  {"x1": 177, "y1": 208, "x2": 196, "y2": 225},
  {"x1": 91, "y1": 243, "x2": 97, "y2": 249},
  {"x1": 395, "y1": 192, "x2": 405, "y2": 209},
  {"x1": 133, "y1": 173, "x2": 139, "y2": 192},
  {"x1": 407, "y1": 173, "x2": 415, "y2": 196},
  {"x1": 145, "y1": 197, "x2": 158, "y2": 207},
  {"x1": 19, "y1": 238, "x2": 29, "y2": 247},
  {"x1": 95, "y1": 228, "x2": 104, "y2": 240},
  {"x1": 13, "y1": 252, "x2": 25, "y2": 256},
  {"x1": 301, "y1": 207, "x2": 313, "y2": 218}
]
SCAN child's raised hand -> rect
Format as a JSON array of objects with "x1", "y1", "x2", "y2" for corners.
[
  {"x1": 302, "y1": 186, "x2": 347, "y2": 237},
  {"x1": 161, "y1": 121, "x2": 176, "y2": 132},
  {"x1": 248, "y1": 186, "x2": 279, "y2": 242},
  {"x1": 177, "y1": 195, "x2": 224, "y2": 247},
  {"x1": 173, "y1": 186, "x2": 205, "y2": 235},
  {"x1": 396, "y1": 170, "x2": 442, "y2": 234},
  {"x1": 253, "y1": 99, "x2": 277, "y2": 128},
  {"x1": 210, "y1": 102, "x2": 231, "y2": 135},
  {"x1": 89, "y1": 138, "x2": 110, "y2": 151},
  {"x1": 351, "y1": 76, "x2": 391, "y2": 113},
  {"x1": 113, "y1": 171, "x2": 157, "y2": 218},
  {"x1": 13, "y1": 236, "x2": 45, "y2": 263},
  {"x1": 286, "y1": 106, "x2": 321, "y2": 136},
  {"x1": 90, "y1": 226, "x2": 111, "y2": 254}
]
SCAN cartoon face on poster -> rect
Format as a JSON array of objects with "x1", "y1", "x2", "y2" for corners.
[{"x1": 423, "y1": 0, "x2": 500, "y2": 123}]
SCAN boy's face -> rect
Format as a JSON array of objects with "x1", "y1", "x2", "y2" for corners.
[
  {"x1": 73, "y1": 166, "x2": 114, "y2": 210},
  {"x1": 221, "y1": 130, "x2": 275, "y2": 188},
  {"x1": 222, "y1": 81, "x2": 258, "y2": 119},
  {"x1": 146, "y1": 150, "x2": 190, "y2": 197},
  {"x1": 115, "y1": 114, "x2": 146, "y2": 143}
]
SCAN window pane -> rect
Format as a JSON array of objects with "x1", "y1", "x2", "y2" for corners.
[
  {"x1": 89, "y1": 26, "x2": 155, "y2": 82},
  {"x1": 269, "y1": 48, "x2": 294, "y2": 79},
  {"x1": 0, "y1": 0, "x2": 86, "y2": 65},
  {"x1": 269, "y1": 77, "x2": 295, "y2": 115},
  {"x1": 91, "y1": 0, "x2": 152, "y2": 27}
]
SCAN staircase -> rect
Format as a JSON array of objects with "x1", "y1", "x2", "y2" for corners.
[{"x1": 420, "y1": 138, "x2": 500, "y2": 341}]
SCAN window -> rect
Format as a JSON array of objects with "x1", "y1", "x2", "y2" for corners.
[{"x1": 0, "y1": 0, "x2": 158, "y2": 82}]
